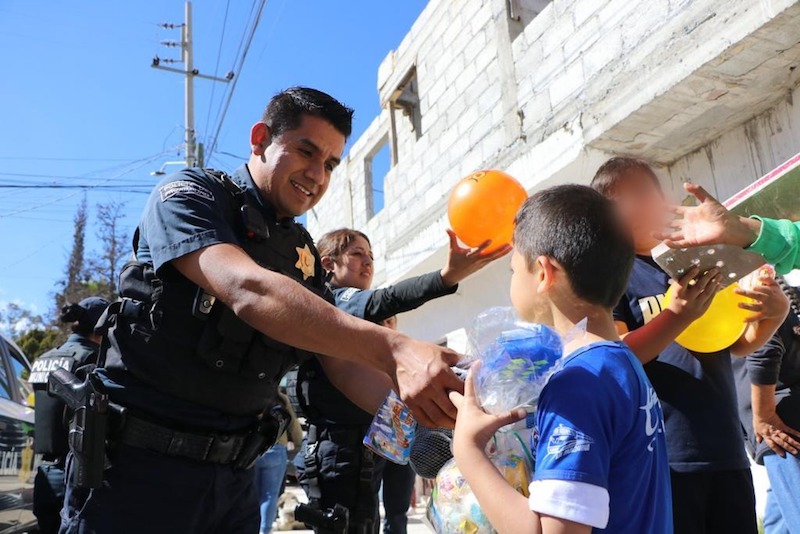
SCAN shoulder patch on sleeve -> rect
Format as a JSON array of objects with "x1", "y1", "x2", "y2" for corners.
[
  {"x1": 159, "y1": 180, "x2": 215, "y2": 202},
  {"x1": 546, "y1": 424, "x2": 594, "y2": 460},
  {"x1": 338, "y1": 287, "x2": 359, "y2": 302}
]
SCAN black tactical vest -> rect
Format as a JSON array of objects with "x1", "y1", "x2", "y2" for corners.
[
  {"x1": 103, "y1": 169, "x2": 330, "y2": 416},
  {"x1": 30, "y1": 338, "x2": 98, "y2": 458}
]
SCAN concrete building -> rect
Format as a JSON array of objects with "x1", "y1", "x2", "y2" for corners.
[{"x1": 310, "y1": 0, "x2": 800, "y2": 346}]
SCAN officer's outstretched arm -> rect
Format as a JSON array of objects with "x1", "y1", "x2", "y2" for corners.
[{"x1": 173, "y1": 243, "x2": 464, "y2": 428}]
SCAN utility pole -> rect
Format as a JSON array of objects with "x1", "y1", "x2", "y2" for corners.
[{"x1": 151, "y1": 1, "x2": 233, "y2": 168}]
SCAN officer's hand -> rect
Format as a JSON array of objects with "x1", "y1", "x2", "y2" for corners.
[{"x1": 391, "y1": 337, "x2": 464, "y2": 429}]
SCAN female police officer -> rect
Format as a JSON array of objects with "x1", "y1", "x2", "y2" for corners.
[
  {"x1": 59, "y1": 87, "x2": 463, "y2": 534},
  {"x1": 296, "y1": 228, "x2": 508, "y2": 533}
]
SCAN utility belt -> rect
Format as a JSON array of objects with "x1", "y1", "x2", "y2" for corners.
[
  {"x1": 113, "y1": 409, "x2": 287, "y2": 468},
  {"x1": 47, "y1": 367, "x2": 288, "y2": 489}
]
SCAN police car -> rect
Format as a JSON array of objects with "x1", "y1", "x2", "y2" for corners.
[{"x1": 0, "y1": 334, "x2": 38, "y2": 533}]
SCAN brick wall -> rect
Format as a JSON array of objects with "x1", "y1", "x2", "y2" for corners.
[{"x1": 308, "y1": 0, "x2": 800, "y2": 343}]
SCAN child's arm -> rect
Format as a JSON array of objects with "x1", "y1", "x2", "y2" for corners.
[
  {"x1": 730, "y1": 277, "x2": 790, "y2": 356},
  {"x1": 450, "y1": 369, "x2": 591, "y2": 534},
  {"x1": 361, "y1": 230, "x2": 510, "y2": 323},
  {"x1": 618, "y1": 266, "x2": 721, "y2": 364}
]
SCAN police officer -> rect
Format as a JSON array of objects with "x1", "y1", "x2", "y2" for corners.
[
  {"x1": 59, "y1": 87, "x2": 463, "y2": 534},
  {"x1": 30, "y1": 297, "x2": 109, "y2": 534},
  {"x1": 296, "y1": 228, "x2": 508, "y2": 533}
]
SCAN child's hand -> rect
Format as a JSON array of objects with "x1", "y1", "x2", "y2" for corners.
[
  {"x1": 735, "y1": 276, "x2": 790, "y2": 323},
  {"x1": 666, "y1": 266, "x2": 721, "y2": 322},
  {"x1": 653, "y1": 183, "x2": 760, "y2": 248},
  {"x1": 440, "y1": 230, "x2": 512, "y2": 287},
  {"x1": 449, "y1": 363, "x2": 526, "y2": 453}
]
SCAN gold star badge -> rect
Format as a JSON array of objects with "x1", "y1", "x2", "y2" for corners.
[{"x1": 295, "y1": 244, "x2": 315, "y2": 281}]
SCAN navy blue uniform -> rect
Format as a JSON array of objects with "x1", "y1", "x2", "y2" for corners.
[
  {"x1": 614, "y1": 256, "x2": 756, "y2": 534},
  {"x1": 61, "y1": 165, "x2": 328, "y2": 534},
  {"x1": 298, "y1": 273, "x2": 455, "y2": 533},
  {"x1": 32, "y1": 334, "x2": 100, "y2": 534}
]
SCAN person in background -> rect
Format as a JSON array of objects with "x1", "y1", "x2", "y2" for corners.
[
  {"x1": 451, "y1": 185, "x2": 673, "y2": 534},
  {"x1": 379, "y1": 316, "x2": 418, "y2": 534},
  {"x1": 30, "y1": 297, "x2": 109, "y2": 534},
  {"x1": 297, "y1": 227, "x2": 508, "y2": 533},
  {"x1": 254, "y1": 392, "x2": 304, "y2": 534},
  {"x1": 654, "y1": 182, "x2": 800, "y2": 274},
  {"x1": 592, "y1": 157, "x2": 789, "y2": 534},
  {"x1": 733, "y1": 278, "x2": 800, "y2": 534}
]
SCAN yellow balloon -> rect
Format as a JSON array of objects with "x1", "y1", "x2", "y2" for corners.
[{"x1": 663, "y1": 283, "x2": 751, "y2": 353}]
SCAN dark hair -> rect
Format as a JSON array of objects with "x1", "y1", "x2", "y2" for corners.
[
  {"x1": 317, "y1": 228, "x2": 371, "y2": 260},
  {"x1": 263, "y1": 87, "x2": 354, "y2": 139},
  {"x1": 590, "y1": 156, "x2": 661, "y2": 197},
  {"x1": 514, "y1": 184, "x2": 634, "y2": 308}
]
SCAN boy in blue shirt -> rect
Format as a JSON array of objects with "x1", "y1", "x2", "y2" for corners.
[
  {"x1": 451, "y1": 185, "x2": 672, "y2": 534},
  {"x1": 592, "y1": 157, "x2": 788, "y2": 534}
]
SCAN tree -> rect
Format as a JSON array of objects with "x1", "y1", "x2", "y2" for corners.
[
  {"x1": 88, "y1": 199, "x2": 129, "y2": 301},
  {"x1": 52, "y1": 198, "x2": 93, "y2": 343},
  {"x1": 13, "y1": 328, "x2": 60, "y2": 362}
]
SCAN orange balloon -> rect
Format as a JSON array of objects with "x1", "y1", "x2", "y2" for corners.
[{"x1": 447, "y1": 170, "x2": 528, "y2": 252}]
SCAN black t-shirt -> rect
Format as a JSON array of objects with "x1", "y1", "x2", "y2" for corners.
[{"x1": 613, "y1": 255, "x2": 749, "y2": 472}]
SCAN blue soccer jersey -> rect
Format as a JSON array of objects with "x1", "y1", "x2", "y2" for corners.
[{"x1": 530, "y1": 342, "x2": 672, "y2": 533}]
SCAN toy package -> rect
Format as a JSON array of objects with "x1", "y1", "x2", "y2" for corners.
[
  {"x1": 426, "y1": 431, "x2": 533, "y2": 534},
  {"x1": 425, "y1": 307, "x2": 577, "y2": 534},
  {"x1": 362, "y1": 389, "x2": 416, "y2": 464}
]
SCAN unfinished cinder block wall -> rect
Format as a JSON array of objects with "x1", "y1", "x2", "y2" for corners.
[{"x1": 308, "y1": 0, "x2": 800, "y2": 343}]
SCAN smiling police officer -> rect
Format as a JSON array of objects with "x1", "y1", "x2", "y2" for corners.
[{"x1": 58, "y1": 87, "x2": 463, "y2": 534}]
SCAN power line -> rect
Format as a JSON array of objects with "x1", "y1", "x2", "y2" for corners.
[
  {"x1": 0, "y1": 156, "x2": 134, "y2": 162},
  {"x1": 202, "y1": 0, "x2": 231, "y2": 144},
  {"x1": 0, "y1": 151, "x2": 169, "y2": 220},
  {"x1": 206, "y1": 0, "x2": 268, "y2": 161}
]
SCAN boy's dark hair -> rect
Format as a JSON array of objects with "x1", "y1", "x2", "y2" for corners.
[
  {"x1": 317, "y1": 228, "x2": 371, "y2": 260},
  {"x1": 263, "y1": 87, "x2": 354, "y2": 139},
  {"x1": 590, "y1": 156, "x2": 661, "y2": 197},
  {"x1": 514, "y1": 184, "x2": 634, "y2": 308}
]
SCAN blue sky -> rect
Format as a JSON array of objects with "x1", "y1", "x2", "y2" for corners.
[{"x1": 0, "y1": 1, "x2": 426, "y2": 319}]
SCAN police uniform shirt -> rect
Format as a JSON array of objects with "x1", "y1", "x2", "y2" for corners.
[{"x1": 99, "y1": 164, "x2": 320, "y2": 432}]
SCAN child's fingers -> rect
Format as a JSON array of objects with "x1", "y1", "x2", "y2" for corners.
[
  {"x1": 738, "y1": 301, "x2": 764, "y2": 313},
  {"x1": 689, "y1": 269, "x2": 719, "y2": 297},
  {"x1": 496, "y1": 408, "x2": 527, "y2": 428},
  {"x1": 448, "y1": 390, "x2": 465, "y2": 410},
  {"x1": 676, "y1": 266, "x2": 700, "y2": 288},
  {"x1": 464, "y1": 364, "x2": 479, "y2": 400}
]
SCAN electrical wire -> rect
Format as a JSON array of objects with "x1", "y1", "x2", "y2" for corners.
[
  {"x1": 205, "y1": 0, "x2": 268, "y2": 161},
  {"x1": 0, "y1": 151, "x2": 170, "y2": 220},
  {"x1": 202, "y1": 0, "x2": 231, "y2": 145}
]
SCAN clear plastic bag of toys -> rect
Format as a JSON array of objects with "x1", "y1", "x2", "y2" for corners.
[
  {"x1": 426, "y1": 431, "x2": 533, "y2": 534},
  {"x1": 469, "y1": 308, "x2": 565, "y2": 415}
]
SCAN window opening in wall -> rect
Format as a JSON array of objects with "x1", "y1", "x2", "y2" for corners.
[
  {"x1": 390, "y1": 67, "x2": 422, "y2": 140},
  {"x1": 366, "y1": 138, "x2": 391, "y2": 218},
  {"x1": 507, "y1": 0, "x2": 553, "y2": 40}
]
